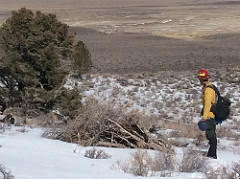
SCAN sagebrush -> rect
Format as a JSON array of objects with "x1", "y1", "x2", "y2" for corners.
[
  {"x1": 180, "y1": 149, "x2": 206, "y2": 172},
  {"x1": 117, "y1": 149, "x2": 174, "y2": 177},
  {"x1": 84, "y1": 148, "x2": 111, "y2": 159}
]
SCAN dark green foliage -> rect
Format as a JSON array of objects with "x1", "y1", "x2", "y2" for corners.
[
  {"x1": 0, "y1": 8, "x2": 71, "y2": 91},
  {"x1": 54, "y1": 88, "x2": 82, "y2": 118},
  {"x1": 72, "y1": 41, "x2": 92, "y2": 77},
  {"x1": 21, "y1": 87, "x2": 55, "y2": 113},
  {"x1": 0, "y1": 8, "x2": 91, "y2": 113}
]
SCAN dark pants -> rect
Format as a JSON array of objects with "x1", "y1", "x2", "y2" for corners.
[{"x1": 206, "y1": 118, "x2": 217, "y2": 158}]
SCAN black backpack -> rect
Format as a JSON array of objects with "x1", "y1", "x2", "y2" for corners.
[{"x1": 207, "y1": 85, "x2": 231, "y2": 124}]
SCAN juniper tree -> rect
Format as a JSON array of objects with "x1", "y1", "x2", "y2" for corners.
[
  {"x1": 72, "y1": 41, "x2": 92, "y2": 78},
  {"x1": 0, "y1": 8, "x2": 91, "y2": 114}
]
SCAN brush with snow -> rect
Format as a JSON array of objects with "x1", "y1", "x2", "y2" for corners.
[{"x1": 45, "y1": 98, "x2": 172, "y2": 152}]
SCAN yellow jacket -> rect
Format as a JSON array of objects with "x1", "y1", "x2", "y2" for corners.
[{"x1": 202, "y1": 82, "x2": 216, "y2": 120}]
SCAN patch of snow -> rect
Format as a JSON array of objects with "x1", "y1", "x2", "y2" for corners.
[
  {"x1": 161, "y1": 19, "x2": 172, "y2": 24},
  {"x1": 0, "y1": 127, "x2": 216, "y2": 179}
]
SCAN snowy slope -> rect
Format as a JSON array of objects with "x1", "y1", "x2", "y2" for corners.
[
  {"x1": 1, "y1": 127, "x2": 240, "y2": 179},
  {"x1": 64, "y1": 74, "x2": 240, "y2": 124},
  {"x1": 0, "y1": 127, "x2": 137, "y2": 179},
  {"x1": 1, "y1": 73, "x2": 240, "y2": 179}
]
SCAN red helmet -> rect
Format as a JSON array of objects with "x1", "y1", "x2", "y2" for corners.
[{"x1": 198, "y1": 69, "x2": 210, "y2": 80}]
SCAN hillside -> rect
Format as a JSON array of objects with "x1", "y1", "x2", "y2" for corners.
[{"x1": 0, "y1": 0, "x2": 240, "y2": 178}]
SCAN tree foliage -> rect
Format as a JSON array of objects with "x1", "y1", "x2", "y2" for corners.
[
  {"x1": 72, "y1": 41, "x2": 92, "y2": 77},
  {"x1": 0, "y1": 8, "x2": 91, "y2": 114}
]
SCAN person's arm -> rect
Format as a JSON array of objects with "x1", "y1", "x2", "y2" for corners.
[{"x1": 203, "y1": 88, "x2": 215, "y2": 120}]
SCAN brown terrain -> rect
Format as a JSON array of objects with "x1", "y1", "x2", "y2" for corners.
[{"x1": 0, "y1": 0, "x2": 240, "y2": 74}]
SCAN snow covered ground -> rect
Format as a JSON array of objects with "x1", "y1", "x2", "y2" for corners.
[
  {"x1": 0, "y1": 127, "x2": 140, "y2": 179},
  {"x1": 0, "y1": 126, "x2": 240, "y2": 179},
  {"x1": 1, "y1": 72, "x2": 240, "y2": 178},
  {"x1": 64, "y1": 73, "x2": 240, "y2": 124}
]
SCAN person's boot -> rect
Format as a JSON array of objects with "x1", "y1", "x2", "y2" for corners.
[{"x1": 207, "y1": 156, "x2": 217, "y2": 159}]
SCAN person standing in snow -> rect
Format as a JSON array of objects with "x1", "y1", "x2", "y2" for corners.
[{"x1": 198, "y1": 69, "x2": 217, "y2": 159}]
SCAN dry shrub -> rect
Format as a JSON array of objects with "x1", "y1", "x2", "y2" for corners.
[
  {"x1": 116, "y1": 160, "x2": 130, "y2": 173},
  {"x1": 150, "y1": 150, "x2": 174, "y2": 172},
  {"x1": 0, "y1": 164, "x2": 14, "y2": 179},
  {"x1": 117, "y1": 149, "x2": 174, "y2": 177},
  {"x1": 60, "y1": 98, "x2": 169, "y2": 151},
  {"x1": 160, "y1": 120, "x2": 202, "y2": 139},
  {"x1": 205, "y1": 166, "x2": 235, "y2": 179},
  {"x1": 233, "y1": 161, "x2": 240, "y2": 178},
  {"x1": 232, "y1": 118, "x2": 240, "y2": 131},
  {"x1": 84, "y1": 148, "x2": 111, "y2": 159},
  {"x1": 116, "y1": 78, "x2": 129, "y2": 87},
  {"x1": 0, "y1": 124, "x2": 5, "y2": 134},
  {"x1": 233, "y1": 140, "x2": 240, "y2": 147},
  {"x1": 41, "y1": 128, "x2": 65, "y2": 141},
  {"x1": 0, "y1": 124, "x2": 11, "y2": 134},
  {"x1": 168, "y1": 130, "x2": 180, "y2": 138},
  {"x1": 129, "y1": 150, "x2": 152, "y2": 176},
  {"x1": 112, "y1": 86, "x2": 121, "y2": 97},
  {"x1": 117, "y1": 150, "x2": 153, "y2": 177},
  {"x1": 217, "y1": 126, "x2": 238, "y2": 140},
  {"x1": 180, "y1": 148, "x2": 206, "y2": 172},
  {"x1": 180, "y1": 124, "x2": 202, "y2": 139},
  {"x1": 32, "y1": 112, "x2": 67, "y2": 128}
]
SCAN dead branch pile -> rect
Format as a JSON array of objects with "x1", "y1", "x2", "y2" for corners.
[{"x1": 44, "y1": 98, "x2": 171, "y2": 152}]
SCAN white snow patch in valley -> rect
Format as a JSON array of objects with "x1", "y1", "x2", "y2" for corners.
[{"x1": 161, "y1": 19, "x2": 172, "y2": 24}]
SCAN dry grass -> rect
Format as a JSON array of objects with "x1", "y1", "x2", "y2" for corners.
[
  {"x1": 205, "y1": 166, "x2": 235, "y2": 179},
  {"x1": 150, "y1": 150, "x2": 175, "y2": 172},
  {"x1": 0, "y1": 124, "x2": 4, "y2": 134},
  {"x1": 217, "y1": 126, "x2": 239, "y2": 140},
  {"x1": 160, "y1": 120, "x2": 202, "y2": 139},
  {"x1": 180, "y1": 148, "x2": 206, "y2": 173},
  {"x1": 116, "y1": 150, "x2": 152, "y2": 177},
  {"x1": 231, "y1": 118, "x2": 240, "y2": 131},
  {"x1": 129, "y1": 150, "x2": 152, "y2": 176},
  {"x1": 233, "y1": 161, "x2": 240, "y2": 178},
  {"x1": 0, "y1": 123, "x2": 10, "y2": 134},
  {"x1": 117, "y1": 149, "x2": 174, "y2": 177},
  {"x1": 84, "y1": 148, "x2": 111, "y2": 159},
  {"x1": 41, "y1": 128, "x2": 65, "y2": 141},
  {"x1": 233, "y1": 140, "x2": 240, "y2": 147}
]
